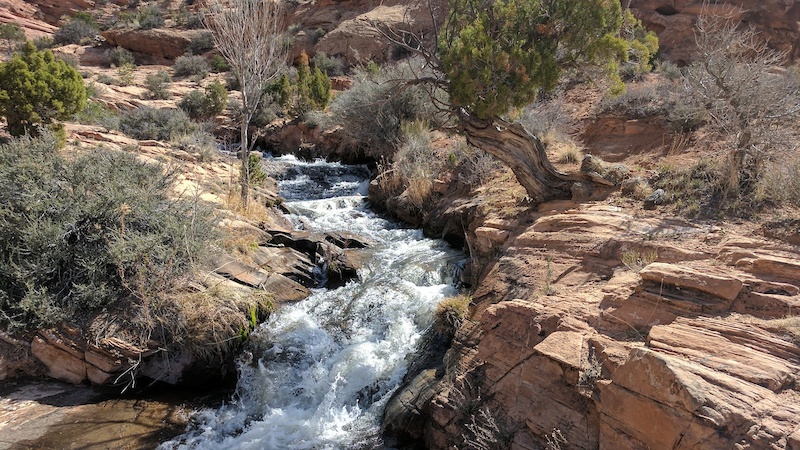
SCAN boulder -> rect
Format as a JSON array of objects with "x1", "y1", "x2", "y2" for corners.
[
  {"x1": 315, "y1": 3, "x2": 433, "y2": 65},
  {"x1": 639, "y1": 262, "x2": 744, "y2": 302},
  {"x1": 31, "y1": 335, "x2": 86, "y2": 385},
  {"x1": 101, "y1": 28, "x2": 204, "y2": 63},
  {"x1": 630, "y1": 0, "x2": 800, "y2": 64}
]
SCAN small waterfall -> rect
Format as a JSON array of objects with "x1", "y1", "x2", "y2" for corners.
[{"x1": 162, "y1": 156, "x2": 461, "y2": 450}]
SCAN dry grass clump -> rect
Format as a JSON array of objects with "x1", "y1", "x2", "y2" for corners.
[
  {"x1": 621, "y1": 248, "x2": 658, "y2": 272},
  {"x1": 222, "y1": 182, "x2": 273, "y2": 222},
  {"x1": 377, "y1": 120, "x2": 442, "y2": 209},
  {"x1": 551, "y1": 140, "x2": 584, "y2": 165},
  {"x1": 435, "y1": 295, "x2": 471, "y2": 337},
  {"x1": 760, "y1": 316, "x2": 800, "y2": 342},
  {"x1": 176, "y1": 280, "x2": 275, "y2": 362},
  {"x1": 755, "y1": 156, "x2": 800, "y2": 207}
]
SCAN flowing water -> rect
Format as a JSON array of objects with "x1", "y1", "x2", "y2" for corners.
[{"x1": 162, "y1": 156, "x2": 462, "y2": 450}]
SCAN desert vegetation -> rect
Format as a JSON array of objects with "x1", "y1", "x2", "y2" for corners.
[{"x1": 0, "y1": 133, "x2": 214, "y2": 329}]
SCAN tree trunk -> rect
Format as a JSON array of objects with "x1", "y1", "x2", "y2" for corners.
[
  {"x1": 459, "y1": 111, "x2": 590, "y2": 202},
  {"x1": 240, "y1": 119, "x2": 250, "y2": 207}
]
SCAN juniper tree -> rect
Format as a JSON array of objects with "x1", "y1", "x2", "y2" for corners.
[
  {"x1": 0, "y1": 41, "x2": 86, "y2": 136},
  {"x1": 385, "y1": 0, "x2": 653, "y2": 202}
]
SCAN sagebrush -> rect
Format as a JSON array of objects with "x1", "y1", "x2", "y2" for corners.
[{"x1": 0, "y1": 134, "x2": 215, "y2": 329}]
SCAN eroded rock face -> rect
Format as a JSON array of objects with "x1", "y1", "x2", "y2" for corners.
[
  {"x1": 630, "y1": 0, "x2": 800, "y2": 64},
  {"x1": 102, "y1": 28, "x2": 204, "y2": 64},
  {"x1": 387, "y1": 202, "x2": 800, "y2": 449}
]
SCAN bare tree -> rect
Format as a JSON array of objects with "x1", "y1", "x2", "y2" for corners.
[
  {"x1": 204, "y1": 0, "x2": 287, "y2": 206},
  {"x1": 683, "y1": 9, "x2": 800, "y2": 198}
]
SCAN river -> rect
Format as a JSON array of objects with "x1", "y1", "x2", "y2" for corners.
[{"x1": 161, "y1": 156, "x2": 462, "y2": 450}]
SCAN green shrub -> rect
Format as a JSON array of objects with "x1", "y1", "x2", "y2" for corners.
[
  {"x1": 188, "y1": 32, "x2": 215, "y2": 55},
  {"x1": 53, "y1": 15, "x2": 99, "y2": 45},
  {"x1": 653, "y1": 160, "x2": 718, "y2": 216},
  {"x1": 619, "y1": 10, "x2": 659, "y2": 79},
  {"x1": 120, "y1": 106, "x2": 196, "y2": 140},
  {"x1": 0, "y1": 23, "x2": 25, "y2": 46},
  {"x1": 203, "y1": 80, "x2": 228, "y2": 115},
  {"x1": 329, "y1": 59, "x2": 444, "y2": 159},
  {"x1": 137, "y1": 5, "x2": 165, "y2": 30},
  {"x1": 178, "y1": 90, "x2": 209, "y2": 119},
  {"x1": 172, "y1": 127, "x2": 218, "y2": 161},
  {"x1": 244, "y1": 153, "x2": 267, "y2": 187},
  {"x1": 186, "y1": 12, "x2": 205, "y2": 30},
  {"x1": 178, "y1": 80, "x2": 227, "y2": 120},
  {"x1": 210, "y1": 53, "x2": 230, "y2": 73},
  {"x1": 96, "y1": 73, "x2": 120, "y2": 85},
  {"x1": 311, "y1": 52, "x2": 345, "y2": 76},
  {"x1": 73, "y1": 100, "x2": 120, "y2": 129},
  {"x1": 32, "y1": 36, "x2": 53, "y2": 50},
  {"x1": 308, "y1": 27, "x2": 326, "y2": 44},
  {"x1": 0, "y1": 42, "x2": 87, "y2": 136},
  {"x1": 144, "y1": 70, "x2": 171, "y2": 99},
  {"x1": 56, "y1": 53, "x2": 80, "y2": 69},
  {"x1": 0, "y1": 133, "x2": 214, "y2": 328},
  {"x1": 116, "y1": 63, "x2": 135, "y2": 86},
  {"x1": 105, "y1": 46, "x2": 136, "y2": 67},
  {"x1": 173, "y1": 54, "x2": 209, "y2": 78},
  {"x1": 267, "y1": 51, "x2": 331, "y2": 117}
]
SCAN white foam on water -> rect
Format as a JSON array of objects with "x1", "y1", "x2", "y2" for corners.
[{"x1": 162, "y1": 157, "x2": 461, "y2": 450}]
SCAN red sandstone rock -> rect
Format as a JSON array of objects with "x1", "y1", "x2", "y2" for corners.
[
  {"x1": 639, "y1": 262, "x2": 744, "y2": 301},
  {"x1": 31, "y1": 336, "x2": 86, "y2": 385}
]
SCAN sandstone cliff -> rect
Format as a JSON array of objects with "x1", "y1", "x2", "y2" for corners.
[{"x1": 410, "y1": 202, "x2": 800, "y2": 449}]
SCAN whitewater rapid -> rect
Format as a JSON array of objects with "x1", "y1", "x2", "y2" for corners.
[{"x1": 162, "y1": 156, "x2": 461, "y2": 450}]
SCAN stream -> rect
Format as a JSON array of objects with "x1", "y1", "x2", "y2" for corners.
[{"x1": 162, "y1": 156, "x2": 462, "y2": 449}]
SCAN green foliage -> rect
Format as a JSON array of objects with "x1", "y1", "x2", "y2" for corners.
[
  {"x1": 54, "y1": 14, "x2": 99, "y2": 45},
  {"x1": 105, "y1": 46, "x2": 136, "y2": 67},
  {"x1": 0, "y1": 23, "x2": 25, "y2": 44},
  {"x1": 178, "y1": 81, "x2": 228, "y2": 120},
  {"x1": 144, "y1": 70, "x2": 172, "y2": 99},
  {"x1": 269, "y1": 51, "x2": 331, "y2": 116},
  {"x1": 653, "y1": 160, "x2": 718, "y2": 216},
  {"x1": 73, "y1": 100, "x2": 120, "y2": 130},
  {"x1": 209, "y1": 53, "x2": 230, "y2": 73},
  {"x1": 120, "y1": 106, "x2": 196, "y2": 141},
  {"x1": 0, "y1": 42, "x2": 87, "y2": 136},
  {"x1": 173, "y1": 54, "x2": 209, "y2": 79},
  {"x1": 311, "y1": 52, "x2": 345, "y2": 76},
  {"x1": 439, "y1": 0, "x2": 629, "y2": 119},
  {"x1": 186, "y1": 12, "x2": 206, "y2": 30},
  {"x1": 32, "y1": 36, "x2": 53, "y2": 50},
  {"x1": 137, "y1": 5, "x2": 165, "y2": 30},
  {"x1": 116, "y1": 63, "x2": 136, "y2": 86},
  {"x1": 267, "y1": 73, "x2": 291, "y2": 107},
  {"x1": 307, "y1": 66, "x2": 332, "y2": 109},
  {"x1": 244, "y1": 153, "x2": 267, "y2": 187},
  {"x1": 619, "y1": 10, "x2": 659, "y2": 79},
  {"x1": 0, "y1": 134, "x2": 215, "y2": 328},
  {"x1": 188, "y1": 32, "x2": 215, "y2": 55},
  {"x1": 328, "y1": 60, "x2": 445, "y2": 159},
  {"x1": 204, "y1": 80, "x2": 228, "y2": 115}
]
